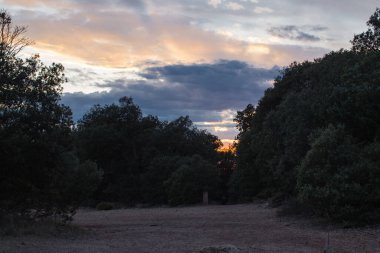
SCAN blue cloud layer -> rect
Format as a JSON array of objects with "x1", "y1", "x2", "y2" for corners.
[{"x1": 62, "y1": 60, "x2": 279, "y2": 127}]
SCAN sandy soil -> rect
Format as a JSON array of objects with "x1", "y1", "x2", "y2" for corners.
[{"x1": 1, "y1": 203, "x2": 379, "y2": 253}]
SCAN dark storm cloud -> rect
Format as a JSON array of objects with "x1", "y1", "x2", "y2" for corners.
[
  {"x1": 62, "y1": 60, "x2": 280, "y2": 122},
  {"x1": 268, "y1": 25, "x2": 326, "y2": 42}
]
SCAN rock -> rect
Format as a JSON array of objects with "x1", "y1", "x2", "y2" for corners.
[{"x1": 200, "y1": 244, "x2": 241, "y2": 253}]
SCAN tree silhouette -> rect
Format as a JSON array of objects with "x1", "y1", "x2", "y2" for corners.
[
  {"x1": 232, "y1": 8, "x2": 380, "y2": 222},
  {"x1": 352, "y1": 8, "x2": 380, "y2": 52},
  {"x1": 0, "y1": 10, "x2": 32, "y2": 56},
  {"x1": 76, "y1": 97, "x2": 222, "y2": 205},
  {"x1": 0, "y1": 10, "x2": 100, "y2": 222},
  {"x1": 234, "y1": 104, "x2": 255, "y2": 134}
]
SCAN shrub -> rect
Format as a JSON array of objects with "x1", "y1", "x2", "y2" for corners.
[
  {"x1": 140, "y1": 156, "x2": 183, "y2": 204},
  {"x1": 297, "y1": 126, "x2": 380, "y2": 223},
  {"x1": 165, "y1": 155, "x2": 219, "y2": 206}
]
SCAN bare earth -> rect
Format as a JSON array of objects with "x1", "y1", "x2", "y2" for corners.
[{"x1": 1, "y1": 203, "x2": 379, "y2": 253}]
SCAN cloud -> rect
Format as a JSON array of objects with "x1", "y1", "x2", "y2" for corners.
[
  {"x1": 226, "y1": 2, "x2": 244, "y2": 11},
  {"x1": 309, "y1": 25, "x2": 328, "y2": 32},
  {"x1": 5, "y1": 0, "x2": 332, "y2": 69},
  {"x1": 254, "y1": 7, "x2": 273, "y2": 14},
  {"x1": 5, "y1": 0, "x2": 146, "y2": 10},
  {"x1": 62, "y1": 60, "x2": 280, "y2": 141},
  {"x1": 20, "y1": 9, "x2": 328, "y2": 68},
  {"x1": 208, "y1": 0, "x2": 222, "y2": 8},
  {"x1": 6, "y1": 0, "x2": 376, "y2": 142},
  {"x1": 117, "y1": 0, "x2": 145, "y2": 10},
  {"x1": 268, "y1": 25, "x2": 324, "y2": 42}
]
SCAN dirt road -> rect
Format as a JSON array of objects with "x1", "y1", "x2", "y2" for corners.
[{"x1": 1, "y1": 204, "x2": 379, "y2": 253}]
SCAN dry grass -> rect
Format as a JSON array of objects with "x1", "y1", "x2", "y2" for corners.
[{"x1": 0, "y1": 203, "x2": 379, "y2": 253}]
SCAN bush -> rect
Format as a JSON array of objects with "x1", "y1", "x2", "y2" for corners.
[
  {"x1": 96, "y1": 202, "x2": 113, "y2": 211},
  {"x1": 64, "y1": 160, "x2": 103, "y2": 206},
  {"x1": 297, "y1": 126, "x2": 380, "y2": 223},
  {"x1": 165, "y1": 155, "x2": 219, "y2": 206},
  {"x1": 140, "y1": 156, "x2": 183, "y2": 204}
]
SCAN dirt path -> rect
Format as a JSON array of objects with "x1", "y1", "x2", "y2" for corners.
[{"x1": 1, "y1": 204, "x2": 379, "y2": 253}]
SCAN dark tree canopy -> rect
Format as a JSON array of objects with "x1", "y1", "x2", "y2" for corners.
[
  {"x1": 234, "y1": 104, "x2": 255, "y2": 134},
  {"x1": 297, "y1": 125, "x2": 380, "y2": 222},
  {"x1": 232, "y1": 31, "x2": 380, "y2": 223},
  {"x1": 0, "y1": 11, "x2": 100, "y2": 222},
  {"x1": 0, "y1": 7, "x2": 226, "y2": 212},
  {"x1": 165, "y1": 155, "x2": 220, "y2": 206},
  {"x1": 352, "y1": 8, "x2": 380, "y2": 52},
  {"x1": 6, "y1": 7, "x2": 380, "y2": 226},
  {"x1": 75, "y1": 97, "x2": 222, "y2": 205}
]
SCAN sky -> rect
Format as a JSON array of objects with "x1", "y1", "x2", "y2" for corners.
[{"x1": 2, "y1": 0, "x2": 378, "y2": 145}]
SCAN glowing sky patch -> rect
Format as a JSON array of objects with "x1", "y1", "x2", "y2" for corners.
[{"x1": 2, "y1": 0, "x2": 378, "y2": 145}]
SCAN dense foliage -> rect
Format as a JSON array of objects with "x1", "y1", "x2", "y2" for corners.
[
  {"x1": 0, "y1": 11, "x2": 101, "y2": 222},
  {"x1": 75, "y1": 97, "x2": 223, "y2": 205},
  {"x1": 165, "y1": 155, "x2": 219, "y2": 206},
  {"x1": 0, "y1": 11, "x2": 227, "y2": 214},
  {"x1": 232, "y1": 9, "x2": 380, "y2": 223},
  {"x1": 4, "y1": 7, "x2": 380, "y2": 226},
  {"x1": 352, "y1": 8, "x2": 380, "y2": 53}
]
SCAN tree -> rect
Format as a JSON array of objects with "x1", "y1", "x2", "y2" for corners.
[
  {"x1": 232, "y1": 20, "x2": 380, "y2": 223},
  {"x1": 76, "y1": 97, "x2": 146, "y2": 204},
  {"x1": 216, "y1": 148, "x2": 235, "y2": 204},
  {"x1": 157, "y1": 116, "x2": 222, "y2": 160},
  {"x1": 234, "y1": 104, "x2": 255, "y2": 134},
  {"x1": 0, "y1": 11, "x2": 100, "y2": 222},
  {"x1": 297, "y1": 126, "x2": 380, "y2": 223},
  {"x1": 140, "y1": 156, "x2": 183, "y2": 204},
  {"x1": 352, "y1": 8, "x2": 380, "y2": 52},
  {"x1": 0, "y1": 10, "x2": 32, "y2": 57},
  {"x1": 165, "y1": 155, "x2": 219, "y2": 206},
  {"x1": 76, "y1": 98, "x2": 222, "y2": 205}
]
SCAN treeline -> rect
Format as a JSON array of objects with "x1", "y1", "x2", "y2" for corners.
[
  {"x1": 0, "y1": 10, "x2": 234, "y2": 222},
  {"x1": 75, "y1": 98, "x2": 224, "y2": 206},
  {"x1": 2, "y1": 8, "x2": 380, "y2": 226},
  {"x1": 231, "y1": 8, "x2": 380, "y2": 224}
]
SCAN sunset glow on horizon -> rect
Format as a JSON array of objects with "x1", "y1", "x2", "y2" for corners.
[{"x1": 2, "y1": 0, "x2": 378, "y2": 145}]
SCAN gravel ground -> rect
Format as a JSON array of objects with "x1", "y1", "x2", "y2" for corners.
[{"x1": 1, "y1": 203, "x2": 379, "y2": 253}]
